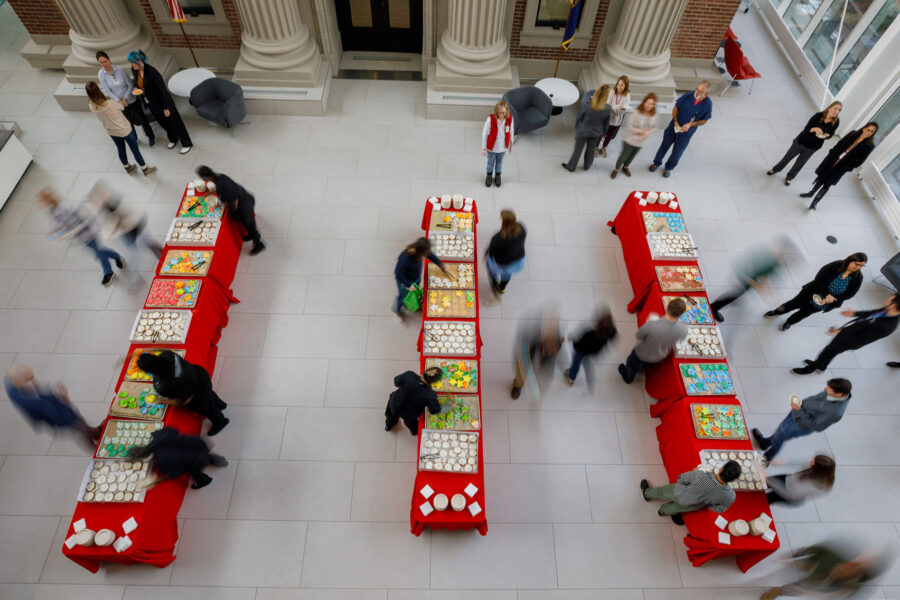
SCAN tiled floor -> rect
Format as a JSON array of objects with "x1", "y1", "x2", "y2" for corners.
[{"x1": 1, "y1": 2, "x2": 899, "y2": 599}]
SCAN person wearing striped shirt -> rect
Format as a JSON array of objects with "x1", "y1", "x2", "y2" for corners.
[{"x1": 641, "y1": 461, "x2": 740, "y2": 525}]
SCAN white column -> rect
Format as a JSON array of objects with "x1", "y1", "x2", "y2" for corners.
[
  {"x1": 233, "y1": 0, "x2": 323, "y2": 88},
  {"x1": 584, "y1": 0, "x2": 688, "y2": 94},
  {"x1": 54, "y1": 0, "x2": 164, "y2": 83},
  {"x1": 432, "y1": 0, "x2": 514, "y2": 93}
]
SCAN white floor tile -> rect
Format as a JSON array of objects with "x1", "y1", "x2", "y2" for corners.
[
  {"x1": 0, "y1": 516, "x2": 59, "y2": 582},
  {"x1": 350, "y1": 462, "x2": 417, "y2": 522},
  {"x1": 508, "y1": 411, "x2": 621, "y2": 464},
  {"x1": 280, "y1": 407, "x2": 396, "y2": 461},
  {"x1": 483, "y1": 464, "x2": 592, "y2": 523}
]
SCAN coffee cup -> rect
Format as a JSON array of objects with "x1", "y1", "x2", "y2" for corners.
[
  {"x1": 441, "y1": 195, "x2": 452, "y2": 209},
  {"x1": 452, "y1": 194, "x2": 464, "y2": 209},
  {"x1": 728, "y1": 520, "x2": 749, "y2": 537}
]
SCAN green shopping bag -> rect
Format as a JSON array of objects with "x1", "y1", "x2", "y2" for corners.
[{"x1": 403, "y1": 284, "x2": 423, "y2": 312}]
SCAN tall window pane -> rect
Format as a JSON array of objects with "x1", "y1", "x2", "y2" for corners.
[
  {"x1": 828, "y1": 1, "x2": 900, "y2": 93},
  {"x1": 803, "y1": 0, "x2": 872, "y2": 73},
  {"x1": 884, "y1": 152, "x2": 900, "y2": 203},
  {"x1": 870, "y1": 86, "x2": 900, "y2": 139},
  {"x1": 783, "y1": 0, "x2": 824, "y2": 37}
]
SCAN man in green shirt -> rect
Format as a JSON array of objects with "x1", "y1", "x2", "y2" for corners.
[{"x1": 710, "y1": 238, "x2": 794, "y2": 323}]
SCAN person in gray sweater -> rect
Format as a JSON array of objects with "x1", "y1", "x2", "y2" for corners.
[
  {"x1": 752, "y1": 379, "x2": 851, "y2": 462},
  {"x1": 562, "y1": 85, "x2": 612, "y2": 172},
  {"x1": 618, "y1": 298, "x2": 688, "y2": 384},
  {"x1": 641, "y1": 460, "x2": 740, "y2": 525}
]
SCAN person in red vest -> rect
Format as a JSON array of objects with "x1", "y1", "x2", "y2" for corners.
[{"x1": 481, "y1": 100, "x2": 514, "y2": 188}]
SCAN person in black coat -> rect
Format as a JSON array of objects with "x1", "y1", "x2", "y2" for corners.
[
  {"x1": 385, "y1": 368, "x2": 443, "y2": 435},
  {"x1": 127, "y1": 49, "x2": 193, "y2": 154},
  {"x1": 801, "y1": 122, "x2": 878, "y2": 209},
  {"x1": 768, "y1": 101, "x2": 841, "y2": 185},
  {"x1": 129, "y1": 427, "x2": 228, "y2": 489},
  {"x1": 486, "y1": 209, "x2": 526, "y2": 301},
  {"x1": 766, "y1": 253, "x2": 866, "y2": 331},
  {"x1": 137, "y1": 350, "x2": 230, "y2": 436},
  {"x1": 562, "y1": 85, "x2": 612, "y2": 172},
  {"x1": 392, "y1": 237, "x2": 447, "y2": 320},
  {"x1": 196, "y1": 165, "x2": 265, "y2": 255},
  {"x1": 564, "y1": 309, "x2": 617, "y2": 387},
  {"x1": 791, "y1": 294, "x2": 900, "y2": 374}
]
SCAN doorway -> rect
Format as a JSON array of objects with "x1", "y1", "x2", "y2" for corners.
[{"x1": 335, "y1": 0, "x2": 423, "y2": 53}]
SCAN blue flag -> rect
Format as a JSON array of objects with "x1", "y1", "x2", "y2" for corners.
[{"x1": 561, "y1": 0, "x2": 582, "y2": 50}]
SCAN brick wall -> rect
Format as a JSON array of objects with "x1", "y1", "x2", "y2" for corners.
[
  {"x1": 509, "y1": 0, "x2": 609, "y2": 62},
  {"x1": 670, "y1": 0, "x2": 741, "y2": 59},
  {"x1": 137, "y1": 0, "x2": 242, "y2": 50},
  {"x1": 7, "y1": 0, "x2": 69, "y2": 37}
]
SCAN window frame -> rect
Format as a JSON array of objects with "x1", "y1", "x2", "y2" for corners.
[
  {"x1": 518, "y1": 0, "x2": 601, "y2": 50},
  {"x1": 147, "y1": 0, "x2": 233, "y2": 37}
]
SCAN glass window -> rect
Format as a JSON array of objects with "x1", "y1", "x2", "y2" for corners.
[
  {"x1": 535, "y1": 0, "x2": 583, "y2": 29},
  {"x1": 783, "y1": 0, "x2": 824, "y2": 37},
  {"x1": 828, "y1": 1, "x2": 900, "y2": 93},
  {"x1": 870, "y1": 86, "x2": 900, "y2": 139},
  {"x1": 884, "y1": 152, "x2": 900, "y2": 202},
  {"x1": 803, "y1": 0, "x2": 873, "y2": 73},
  {"x1": 179, "y1": 0, "x2": 214, "y2": 17}
]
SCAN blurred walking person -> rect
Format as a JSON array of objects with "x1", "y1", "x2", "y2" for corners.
[
  {"x1": 765, "y1": 455, "x2": 835, "y2": 506},
  {"x1": 564, "y1": 309, "x2": 617, "y2": 387},
  {"x1": 511, "y1": 307, "x2": 563, "y2": 399},
  {"x1": 485, "y1": 209, "x2": 526, "y2": 302}
]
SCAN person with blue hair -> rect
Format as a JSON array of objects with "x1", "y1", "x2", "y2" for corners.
[{"x1": 127, "y1": 49, "x2": 193, "y2": 154}]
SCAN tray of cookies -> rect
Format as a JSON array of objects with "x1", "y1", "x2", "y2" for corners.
[
  {"x1": 429, "y1": 210, "x2": 475, "y2": 233},
  {"x1": 691, "y1": 403, "x2": 748, "y2": 439},
  {"x1": 124, "y1": 348, "x2": 185, "y2": 382},
  {"x1": 159, "y1": 250, "x2": 212, "y2": 276},
  {"x1": 656, "y1": 265, "x2": 704, "y2": 292},
  {"x1": 643, "y1": 211, "x2": 687, "y2": 233},
  {"x1": 664, "y1": 295, "x2": 714, "y2": 325},
  {"x1": 428, "y1": 232, "x2": 475, "y2": 261},
  {"x1": 423, "y1": 321, "x2": 477, "y2": 356},
  {"x1": 674, "y1": 325, "x2": 726, "y2": 358},
  {"x1": 425, "y1": 358, "x2": 478, "y2": 394},
  {"x1": 78, "y1": 458, "x2": 150, "y2": 503},
  {"x1": 178, "y1": 194, "x2": 223, "y2": 219},
  {"x1": 647, "y1": 232, "x2": 698, "y2": 260},
  {"x1": 426, "y1": 289, "x2": 476, "y2": 319},
  {"x1": 680, "y1": 363, "x2": 736, "y2": 396},
  {"x1": 129, "y1": 309, "x2": 191, "y2": 344},
  {"x1": 165, "y1": 218, "x2": 220, "y2": 247},
  {"x1": 95, "y1": 420, "x2": 162, "y2": 458},
  {"x1": 109, "y1": 381, "x2": 167, "y2": 420},
  {"x1": 427, "y1": 262, "x2": 475, "y2": 289},
  {"x1": 418, "y1": 430, "x2": 479, "y2": 474},
  {"x1": 426, "y1": 394, "x2": 481, "y2": 431},
  {"x1": 698, "y1": 449, "x2": 766, "y2": 492},
  {"x1": 145, "y1": 278, "x2": 201, "y2": 309}
]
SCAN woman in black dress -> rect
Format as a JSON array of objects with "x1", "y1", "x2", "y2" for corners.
[
  {"x1": 767, "y1": 101, "x2": 841, "y2": 185},
  {"x1": 127, "y1": 49, "x2": 193, "y2": 154},
  {"x1": 765, "y1": 252, "x2": 866, "y2": 331},
  {"x1": 801, "y1": 122, "x2": 878, "y2": 209}
]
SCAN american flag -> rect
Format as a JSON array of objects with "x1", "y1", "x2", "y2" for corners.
[{"x1": 166, "y1": 0, "x2": 186, "y2": 23}]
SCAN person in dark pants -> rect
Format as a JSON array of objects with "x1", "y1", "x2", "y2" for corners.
[
  {"x1": 196, "y1": 165, "x2": 266, "y2": 255},
  {"x1": 4, "y1": 365, "x2": 102, "y2": 448},
  {"x1": 650, "y1": 81, "x2": 712, "y2": 177},
  {"x1": 393, "y1": 237, "x2": 448, "y2": 320},
  {"x1": 801, "y1": 122, "x2": 878, "y2": 210},
  {"x1": 128, "y1": 427, "x2": 228, "y2": 489},
  {"x1": 128, "y1": 49, "x2": 193, "y2": 154},
  {"x1": 767, "y1": 101, "x2": 841, "y2": 185},
  {"x1": 791, "y1": 294, "x2": 900, "y2": 375},
  {"x1": 765, "y1": 455, "x2": 835, "y2": 506},
  {"x1": 618, "y1": 299, "x2": 688, "y2": 384},
  {"x1": 752, "y1": 379, "x2": 851, "y2": 462},
  {"x1": 485, "y1": 209, "x2": 526, "y2": 302},
  {"x1": 564, "y1": 309, "x2": 617, "y2": 387},
  {"x1": 562, "y1": 84, "x2": 611, "y2": 172},
  {"x1": 709, "y1": 238, "x2": 793, "y2": 323},
  {"x1": 641, "y1": 461, "x2": 740, "y2": 525},
  {"x1": 96, "y1": 50, "x2": 155, "y2": 145},
  {"x1": 765, "y1": 253, "x2": 866, "y2": 331},
  {"x1": 511, "y1": 307, "x2": 564, "y2": 399},
  {"x1": 137, "y1": 350, "x2": 230, "y2": 436},
  {"x1": 385, "y1": 368, "x2": 443, "y2": 435}
]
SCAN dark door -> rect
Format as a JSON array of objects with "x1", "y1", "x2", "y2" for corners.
[{"x1": 335, "y1": 0, "x2": 423, "y2": 53}]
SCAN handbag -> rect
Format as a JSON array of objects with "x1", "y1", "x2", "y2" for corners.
[{"x1": 403, "y1": 284, "x2": 423, "y2": 313}]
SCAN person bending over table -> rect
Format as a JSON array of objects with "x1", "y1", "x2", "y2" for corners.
[
  {"x1": 765, "y1": 454, "x2": 835, "y2": 506},
  {"x1": 392, "y1": 237, "x2": 448, "y2": 321},
  {"x1": 385, "y1": 368, "x2": 443, "y2": 436},
  {"x1": 617, "y1": 298, "x2": 687, "y2": 384},
  {"x1": 196, "y1": 165, "x2": 266, "y2": 255},
  {"x1": 765, "y1": 253, "x2": 866, "y2": 331},
  {"x1": 640, "y1": 460, "x2": 740, "y2": 525},
  {"x1": 129, "y1": 426, "x2": 228, "y2": 489},
  {"x1": 137, "y1": 350, "x2": 230, "y2": 436},
  {"x1": 790, "y1": 295, "x2": 900, "y2": 375},
  {"x1": 752, "y1": 379, "x2": 851, "y2": 463}
]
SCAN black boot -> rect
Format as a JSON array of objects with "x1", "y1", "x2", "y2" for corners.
[
  {"x1": 799, "y1": 190, "x2": 815, "y2": 198},
  {"x1": 485, "y1": 173, "x2": 493, "y2": 187},
  {"x1": 494, "y1": 173, "x2": 501, "y2": 187}
]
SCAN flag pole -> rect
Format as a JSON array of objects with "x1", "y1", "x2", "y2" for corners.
[
  {"x1": 554, "y1": 3, "x2": 575, "y2": 78},
  {"x1": 178, "y1": 21, "x2": 200, "y2": 67}
]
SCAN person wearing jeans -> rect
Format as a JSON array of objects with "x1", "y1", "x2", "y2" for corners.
[
  {"x1": 752, "y1": 379, "x2": 851, "y2": 462},
  {"x1": 611, "y1": 92, "x2": 658, "y2": 179},
  {"x1": 96, "y1": 50, "x2": 155, "y2": 145},
  {"x1": 564, "y1": 310, "x2": 617, "y2": 386},
  {"x1": 482, "y1": 100, "x2": 513, "y2": 187},
  {"x1": 86, "y1": 81, "x2": 156, "y2": 176},
  {"x1": 485, "y1": 210, "x2": 526, "y2": 301}
]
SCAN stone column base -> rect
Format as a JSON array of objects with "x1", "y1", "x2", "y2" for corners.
[
  {"x1": 425, "y1": 63, "x2": 519, "y2": 120},
  {"x1": 240, "y1": 62, "x2": 332, "y2": 116},
  {"x1": 233, "y1": 53, "x2": 321, "y2": 89},
  {"x1": 430, "y1": 59, "x2": 515, "y2": 94},
  {"x1": 20, "y1": 37, "x2": 71, "y2": 70}
]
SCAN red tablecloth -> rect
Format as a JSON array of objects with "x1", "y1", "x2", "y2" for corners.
[
  {"x1": 421, "y1": 197, "x2": 479, "y2": 232},
  {"x1": 610, "y1": 191, "x2": 778, "y2": 571},
  {"x1": 410, "y1": 200, "x2": 487, "y2": 536},
  {"x1": 656, "y1": 398, "x2": 779, "y2": 570},
  {"x1": 62, "y1": 182, "x2": 242, "y2": 572}
]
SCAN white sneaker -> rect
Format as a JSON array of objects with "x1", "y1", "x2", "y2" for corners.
[
  {"x1": 167, "y1": 142, "x2": 177, "y2": 149},
  {"x1": 180, "y1": 146, "x2": 192, "y2": 154}
]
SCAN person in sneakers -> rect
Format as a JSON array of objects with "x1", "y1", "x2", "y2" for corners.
[
  {"x1": 791, "y1": 295, "x2": 900, "y2": 375},
  {"x1": 481, "y1": 100, "x2": 513, "y2": 188},
  {"x1": 196, "y1": 165, "x2": 265, "y2": 255},
  {"x1": 562, "y1": 84, "x2": 611, "y2": 172},
  {"x1": 385, "y1": 368, "x2": 443, "y2": 436},
  {"x1": 86, "y1": 81, "x2": 157, "y2": 177},
  {"x1": 611, "y1": 92, "x2": 658, "y2": 179},
  {"x1": 137, "y1": 351, "x2": 230, "y2": 436},
  {"x1": 128, "y1": 49, "x2": 193, "y2": 154},
  {"x1": 752, "y1": 379, "x2": 851, "y2": 462},
  {"x1": 128, "y1": 427, "x2": 228, "y2": 489},
  {"x1": 485, "y1": 210, "x2": 526, "y2": 301},
  {"x1": 618, "y1": 299, "x2": 688, "y2": 384},
  {"x1": 640, "y1": 461, "x2": 740, "y2": 525},
  {"x1": 597, "y1": 75, "x2": 631, "y2": 158},
  {"x1": 96, "y1": 50, "x2": 155, "y2": 146},
  {"x1": 649, "y1": 81, "x2": 712, "y2": 177},
  {"x1": 392, "y1": 237, "x2": 447, "y2": 320},
  {"x1": 37, "y1": 188, "x2": 125, "y2": 286},
  {"x1": 4, "y1": 365, "x2": 102, "y2": 449},
  {"x1": 564, "y1": 309, "x2": 617, "y2": 387}
]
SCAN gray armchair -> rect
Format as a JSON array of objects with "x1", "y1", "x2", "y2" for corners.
[
  {"x1": 502, "y1": 86, "x2": 552, "y2": 136},
  {"x1": 189, "y1": 77, "x2": 246, "y2": 130}
]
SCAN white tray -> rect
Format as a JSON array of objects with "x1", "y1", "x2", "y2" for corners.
[
  {"x1": 77, "y1": 458, "x2": 150, "y2": 504},
  {"x1": 129, "y1": 309, "x2": 192, "y2": 345},
  {"x1": 418, "y1": 429, "x2": 479, "y2": 474},
  {"x1": 647, "y1": 232, "x2": 699, "y2": 260},
  {"x1": 165, "y1": 217, "x2": 221, "y2": 247}
]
